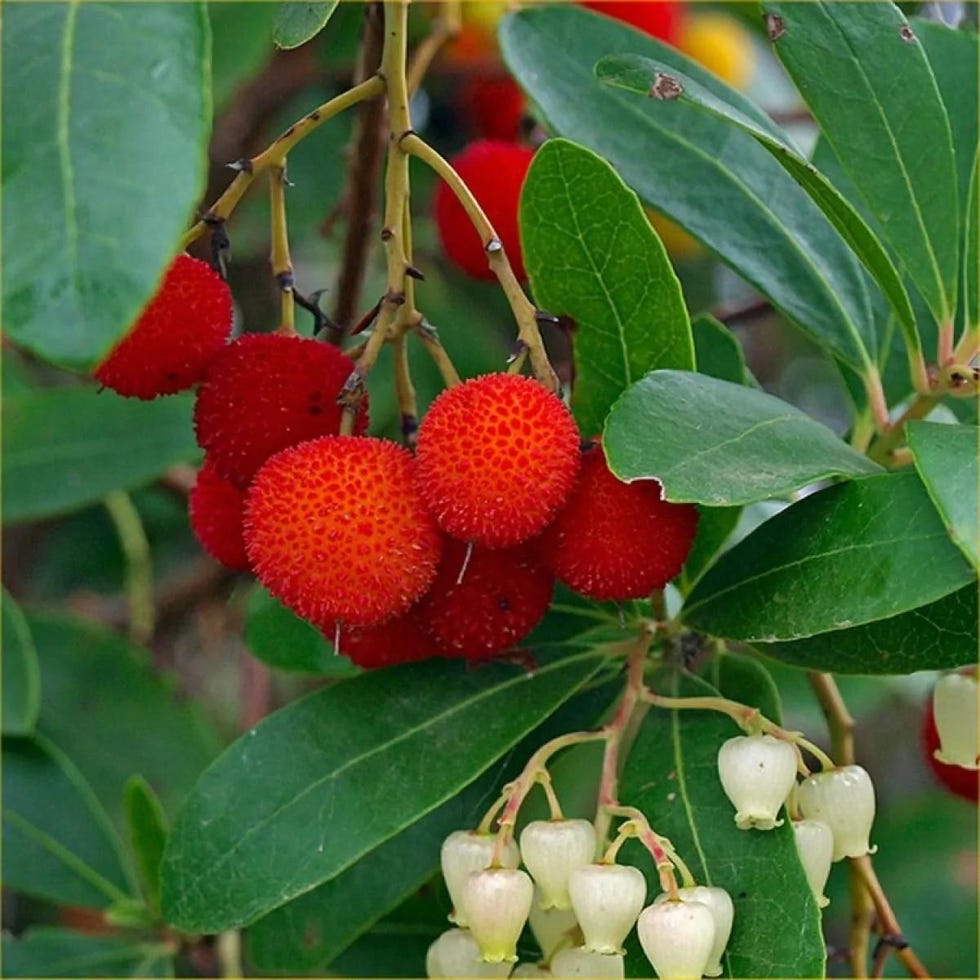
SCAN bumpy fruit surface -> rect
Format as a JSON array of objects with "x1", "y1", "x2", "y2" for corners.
[
  {"x1": 417, "y1": 539, "x2": 554, "y2": 657},
  {"x1": 188, "y1": 459, "x2": 251, "y2": 571},
  {"x1": 678, "y1": 12, "x2": 755, "y2": 90},
  {"x1": 434, "y1": 141, "x2": 534, "y2": 281},
  {"x1": 414, "y1": 374, "x2": 581, "y2": 548},
  {"x1": 194, "y1": 333, "x2": 367, "y2": 488},
  {"x1": 538, "y1": 442, "x2": 698, "y2": 600},
  {"x1": 922, "y1": 692, "x2": 979, "y2": 804},
  {"x1": 583, "y1": 1, "x2": 685, "y2": 44},
  {"x1": 333, "y1": 611, "x2": 439, "y2": 670},
  {"x1": 94, "y1": 254, "x2": 233, "y2": 399},
  {"x1": 244, "y1": 437, "x2": 441, "y2": 627}
]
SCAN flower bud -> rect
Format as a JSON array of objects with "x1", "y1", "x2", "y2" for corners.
[
  {"x1": 442, "y1": 830, "x2": 520, "y2": 926},
  {"x1": 551, "y1": 947, "x2": 625, "y2": 979},
  {"x1": 528, "y1": 892, "x2": 579, "y2": 959},
  {"x1": 568, "y1": 863, "x2": 646, "y2": 954},
  {"x1": 792, "y1": 819, "x2": 833, "y2": 908},
  {"x1": 425, "y1": 928, "x2": 513, "y2": 978},
  {"x1": 717, "y1": 733, "x2": 798, "y2": 830},
  {"x1": 637, "y1": 899, "x2": 716, "y2": 980},
  {"x1": 933, "y1": 671, "x2": 979, "y2": 770},
  {"x1": 653, "y1": 886, "x2": 733, "y2": 977},
  {"x1": 520, "y1": 819, "x2": 597, "y2": 910},
  {"x1": 462, "y1": 867, "x2": 534, "y2": 963},
  {"x1": 797, "y1": 765, "x2": 875, "y2": 861}
]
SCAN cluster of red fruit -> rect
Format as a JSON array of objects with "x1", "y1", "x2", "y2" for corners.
[{"x1": 94, "y1": 256, "x2": 698, "y2": 670}]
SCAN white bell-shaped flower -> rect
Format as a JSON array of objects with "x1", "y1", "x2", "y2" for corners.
[
  {"x1": 717, "y1": 734, "x2": 798, "y2": 830},
  {"x1": 442, "y1": 830, "x2": 520, "y2": 926},
  {"x1": 551, "y1": 947, "x2": 625, "y2": 979},
  {"x1": 426, "y1": 928, "x2": 513, "y2": 978},
  {"x1": 933, "y1": 672, "x2": 979, "y2": 770},
  {"x1": 792, "y1": 819, "x2": 833, "y2": 908},
  {"x1": 568, "y1": 863, "x2": 646, "y2": 954},
  {"x1": 462, "y1": 867, "x2": 534, "y2": 963},
  {"x1": 512, "y1": 964, "x2": 552, "y2": 978},
  {"x1": 797, "y1": 765, "x2": 876, "y2": 861},
  {"x1": 653, "y1": 886, "x2": 733, "y2": 977},
  {"x1": 528, "y1": 892, "x2": 579, "y2": 960},
  {"x1": 520, "y1": 819, "x2": 597, "y2": 910},
  {"x1": 637, "y1": 899, "x2": 716, "y2": 980}
]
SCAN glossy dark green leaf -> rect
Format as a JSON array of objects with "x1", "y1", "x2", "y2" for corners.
[
  {"x1": 160, "y1": 650, "x2": 603, "y2": 932},
  {"x1": 273, "y1": 1, "x2": 339, "y2": 49},
  {"x1": 2, "y1": 928, "x2": 173, "y2": 979},
  {"x1": 754, "y1": 583, "x2": 978, "y2": 675},
  {"x1": 247, "y1": 675, "x2": 622, "y2": 971},
  {"x1": 28, "y1": 613, "x2": 221, "y2": 834},
  {"x1": 2, "y1": 388, "x2": 201, "y2": 524},
  {"x1": 3, "y1": 735, "x2": 134, "y2": 908},
  {"x1": 680, "y1": 505, "x2": 743, "y2": 596},
  {"x1": 692, "y1": 314, "x2": 754, "y2": 387},
  {"x1": 2, "y1": 591, "x2": 40, "y2": 735},
  {"x1": 963, "y1": 155, "x2": 979, "y2": 332},
  {"x1": 765, "y1": 1, "x2": 958, "y2": 326},
  {"x1": 684, "y1": 471, "x2": 976, "y2": 642},
  {"x1": 500, "y1": 5, "x2": 878, "y2": 372},
  {"x1": 603, "y1": 371, "x2": 880, "y2": 505},
  {"x1": 706, "y1": 653, "x2": 784, "y2": 723},
  {"x1": 520, "y1": 137, "x2": 693, "y2": 435},
  {"x1": 907, "y1": 422, "x2": 979, "y2": 570},
  {"x1": 620, "y1": 672, "x2": 824, "y2": 978},
  {"x1": 596, "y1": 52, "x2": 918, "y2": 357},
  {"x1": 124, "y1": 776, "x2": 168, "y2": 915},
  {"x1": 245, "y1": 586, "x2": 360, "y2": 675},
  {"x1": 1, "y1": 3, "x2": 210, "y2": 368}
]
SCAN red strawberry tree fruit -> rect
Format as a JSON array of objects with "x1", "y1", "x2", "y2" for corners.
[{"x1": 2, "y1": 3, "x2": 977, "y2": 979}]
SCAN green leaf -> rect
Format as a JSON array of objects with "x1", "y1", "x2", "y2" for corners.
[
  {"x1": 124, "y1": 776, "x2": 168, "y2": 916},
  {"x1": 245, "y1": 585, "x2": 360, "y2": 675},
  {"x1": 907, "y1": 422, "x2": 979, "y2": 571},
  {"x1": 706, "y1": 653, "x2": 784, "y2": 723},
  {"x1": 273, "y1": 1, "x2": 339, "y2": 49},
  {"x1": 765, "y1": 1, "x2": 959, "y2": 326},
  {"x1": 679, "y1": 506, "x2": 742, "y2": 597},
  {"x1": 963, "y1": 154, "x2": 979, "y2": 332},
  {"x1": 603, "y1": 370, "x2": 880, "y2": 506},
  {"x1": 595, "y1": 53, "x2": 918, "y2": 357},
  {"x1": 683, "y1": 471, "x2": 976, "y2": 642},
  {"x1": 210, "y1": 3, "x2": 279, "y2": 111},
  {"x1": 160, "y1": 650, "x2": 603, "y2": 932},
  {"x1": 2, "y1": 388, "x2": 201, "y2": 524},
  {"x1": 2, "y1": 928, "x2": 173, "y2": 979},
  {"x1": 1, "y1": 3, "x2": 210, "y2": 369},
  {"x1": 3, "y1": 735, "x2": 133, "y2": 908},
  {"x1": 500, "y1": 5, "x2": 878, "y2": 373},
  {"x1": 620, "y1": 672, "x2": 824, "y2": 978},
  {"x1": 520, "y1": 137, "x2": 693, "y2": 435},
  {"x1": 692, "y1": 314, "x2": 754, "y2": 387},
  {"x1": 28, "y1": 612, "x2": 221, "y2": 834},
  {"x1": 2, "y1": 591, "x2": 40, "y2": 735},
  {"x1": 754, "y1": 583, "x2": 978, "y2": 675}
]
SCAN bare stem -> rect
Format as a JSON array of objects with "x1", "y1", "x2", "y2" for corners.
[
  {"x1": 269, "y1": 166, "x2": 296, "y2": 334},
  {"x1": 103, "y1": 491, "x2": 154, "y2": 646},
  {"x1": 867, "y1": 394, "x2": 940, "y2": 466}
]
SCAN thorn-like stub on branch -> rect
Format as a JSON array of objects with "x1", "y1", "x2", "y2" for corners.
[
  {"x1": 534, "y1": 309, "x2": 560, "y2": 326},
  {"x1": 384, "y1": 288, "x2": 406, "y2": 308},
  {"x1": 351, "y1": 298, "x2": 384, "y2": 336},
  {"x1": 401, "y1": 413, "x2": 419, "y2": 446},
  {"x1": 506, "y1": 339, "x2": 528, "y2": 365},
  {"x1": 899, "y1": 24, "x2": 916, "y2": 42},
  {"x1": 650, "y1": 72, "x2": 683, "y2": 101},
  {"x1": 417, "y1": 317, "x2": 439, "y2": 341},
  {"x1": 764, "y1": 12, "x2": 785, "y2": 41},
  {"x1": 380, "y1": 227, "x2": 394, "y2": 242},
  {"x1": 485, "y1": 237, "x2": 503, "y2": 255},
  {"x1": 405, "y1": 264, "x2": 426, "y2": 281},
  {"x1": 275, "y1": 271, "x2": 295, "y2": 292},
  {"x1": 208, "y1": 221, "x2": 232, "y2": 279},
  {"x1": 226, "y1": 158, "x2": 253, "y2": 174}
]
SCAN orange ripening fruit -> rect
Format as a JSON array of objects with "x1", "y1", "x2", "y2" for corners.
[
  {"x1": 538, "y1": 442, "x2": 699, "y2": 600},
  {"x1": 188, "y1": 459, "x2": 251, "y2": 571},
  {"x1": 414, "y1": 373, "x2": 581, "y2": 549},
  {"x1": 433, "y1": 140, "x2": 535, "y2": 281},
  {"x1": 417, "y1": 539, "x2": 554, "y2": 658},
  {"x1": 332, "y1": 610, "x2": 441, "y2": 670},
  {"x1": 678, "y1": 12, "x2": 755, "y2": 91},
  {"x1": 94, "y1": 254, "x2": 233, "y2": 399},
  {"x1": 244, "y1": 436, "x2": 442, "y2": 628},
  {"x1": 922, "y1": 691, "x2": 978, "y2": 804},
  {"x1": 582, "y1": 1, "x2": 686, "y2": 45},
  {"x1": 194, "y1": 333, "x2": 368, "y2": 488}
]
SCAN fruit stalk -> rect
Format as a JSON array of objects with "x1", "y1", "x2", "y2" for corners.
[{"x1": 269, "y1": 166, "x2": 296, "y2": 335}]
